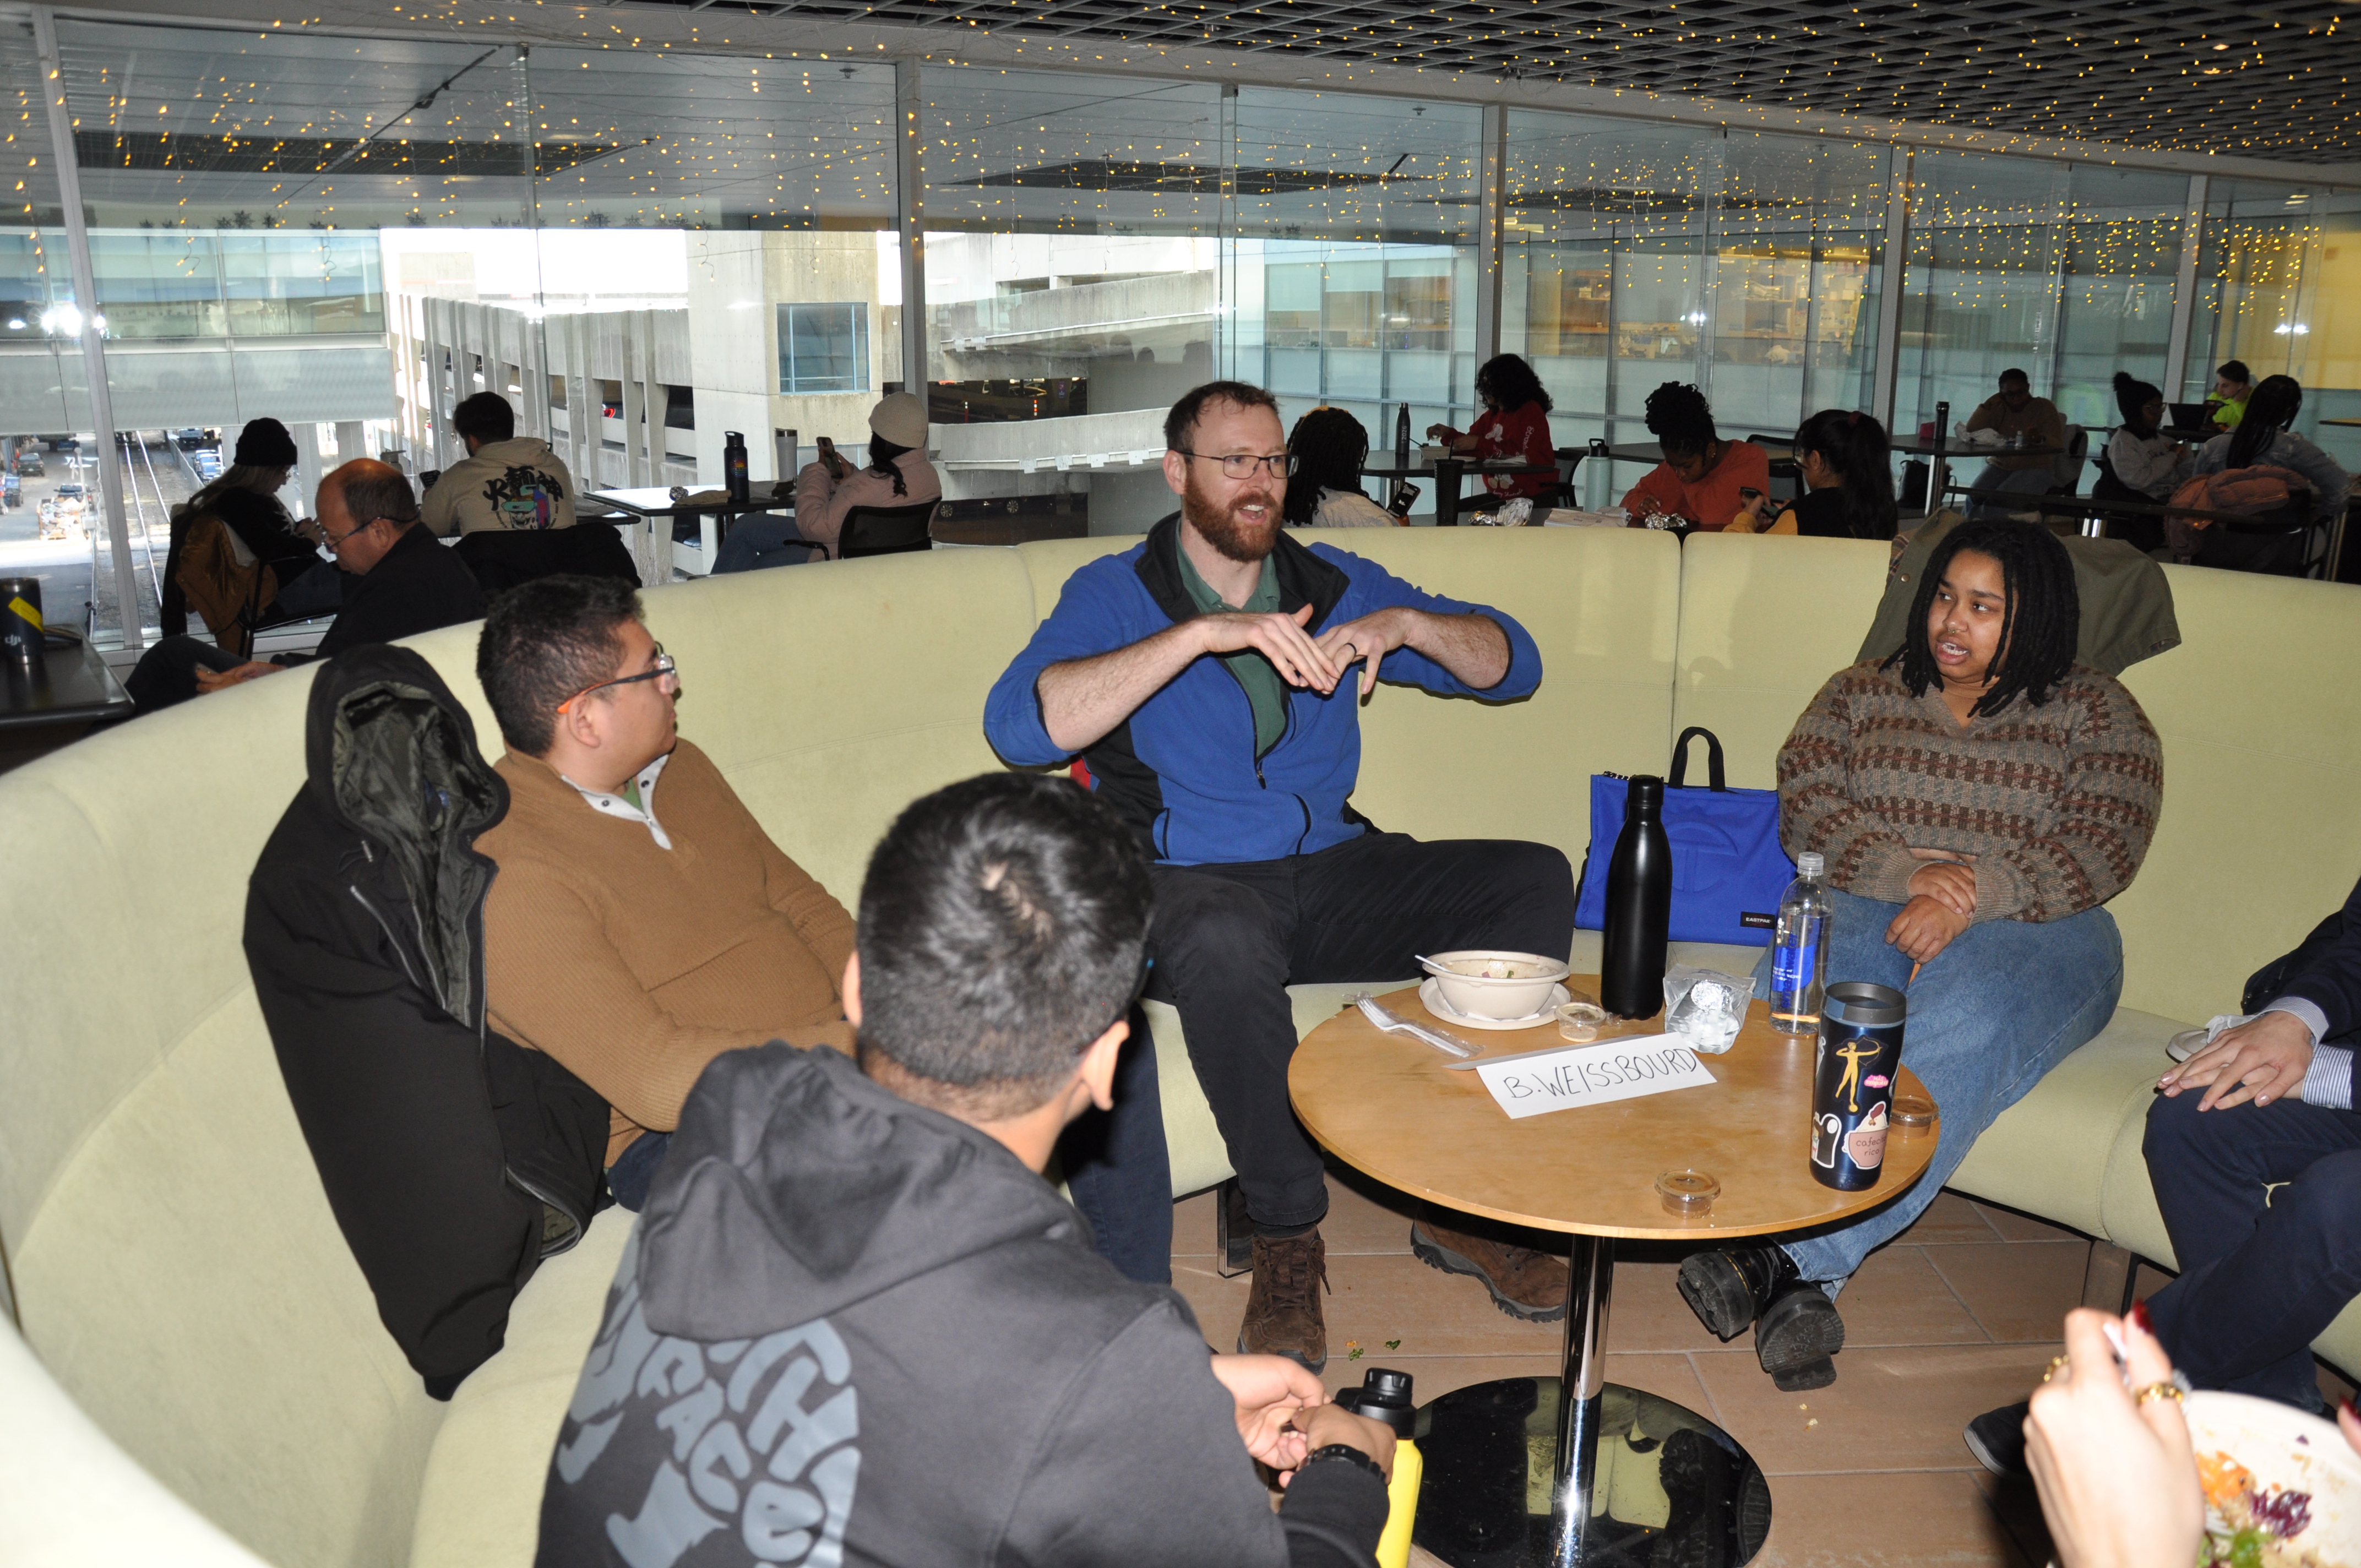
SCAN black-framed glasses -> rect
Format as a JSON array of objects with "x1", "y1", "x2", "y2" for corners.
[
  {"x1": 1176, "y1": 449, "x2": 1296, "y2": 481},
  {"x1": 557, "y1": 645, "x2": 678, "y2": 714}
]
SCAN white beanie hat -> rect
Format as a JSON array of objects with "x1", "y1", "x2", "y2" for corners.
[{"x1": 869, "y1": 392, "x2": 928, "y2": 449}]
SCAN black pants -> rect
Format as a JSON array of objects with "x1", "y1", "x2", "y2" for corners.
[
  {"x1": 1146, "y1": 830, "x2": 1575, "y2": 1230},
  {"x1": 124, "y1": 634, "x2": 248, "y2": 714},
  {"x1": 2143, "y1": 1086, "x2": 2361, "y2": 1411}
]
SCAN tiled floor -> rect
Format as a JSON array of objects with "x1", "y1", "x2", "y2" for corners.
[{"x1": 1174, "y1": 1173, "x2": 2352, "y2": 1568}]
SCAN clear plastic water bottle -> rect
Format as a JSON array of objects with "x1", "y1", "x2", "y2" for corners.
[{"x1": 1769, "y1": 852, "x2": 1830, "y2": 1035}]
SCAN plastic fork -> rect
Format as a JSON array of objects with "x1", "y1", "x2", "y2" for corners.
[{"x1": 1348, "y1": 991, "x2": 1477, "y2": 1059}]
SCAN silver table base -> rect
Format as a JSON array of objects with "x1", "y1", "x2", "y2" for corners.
[{"x1": 1411, "y1": 1237, "x2": 1772, "y2": 1567}]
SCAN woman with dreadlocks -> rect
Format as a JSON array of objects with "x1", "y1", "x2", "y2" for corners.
[{"x1": 1673, "y1": 519, "x2": 2163, "y2": 1395}]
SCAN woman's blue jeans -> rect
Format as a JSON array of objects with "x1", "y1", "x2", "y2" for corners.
[{"x1": 1753, "y1": 885, "x2": 2124, "y2": 1289}]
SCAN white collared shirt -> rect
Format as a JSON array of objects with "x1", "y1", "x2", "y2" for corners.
[{"x1": 562, "y1": 752, "x2": 673, "y2": 850}]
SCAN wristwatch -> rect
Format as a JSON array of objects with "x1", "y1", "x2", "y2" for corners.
[{"x1": 1303, "y1": 1444, "x2": 1388, "y2": 1485}]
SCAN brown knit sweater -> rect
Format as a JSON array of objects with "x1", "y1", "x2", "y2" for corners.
[
  {"x1": 478, "y1": 742, "x2": 856, "y2": 1162},
  {"x1": 1777, "y1": 659, "x2": 2163, "y2": 924}
]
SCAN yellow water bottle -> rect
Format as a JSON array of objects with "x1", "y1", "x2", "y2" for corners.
[{"x1": 1337, "y1": 1368, "x2": 1421, "y2": 1568}]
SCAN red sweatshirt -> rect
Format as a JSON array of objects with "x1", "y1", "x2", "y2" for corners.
[
  {"x1": 1440, "y1": 401, "x2": 1557, "y2": 500},
  {"x1": 1620, "y1": 440, "x2": 1772, "y2": 531}
]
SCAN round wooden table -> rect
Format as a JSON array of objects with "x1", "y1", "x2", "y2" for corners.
[{"x1": 1289, "y1": 978, "x2": 1939, "y2": 1568}]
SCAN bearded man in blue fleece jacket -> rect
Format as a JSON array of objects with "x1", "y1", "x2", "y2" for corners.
[{"x1": 983, "y1": 380, "x2": 1577, "y2": 1373}]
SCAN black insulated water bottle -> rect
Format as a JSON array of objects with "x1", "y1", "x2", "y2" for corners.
[{"x1": 1600, "y1": 775, "x2": 1673, "y2": 1019}]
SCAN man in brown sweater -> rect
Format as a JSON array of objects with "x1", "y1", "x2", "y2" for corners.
[{"x1": 473, "y1": 575, "x2": 854, "y2": 1208}]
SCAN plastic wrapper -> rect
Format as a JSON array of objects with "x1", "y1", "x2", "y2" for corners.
[{"x1": 1663, "y1": 966, "x2": 1754, "y2": 1054}]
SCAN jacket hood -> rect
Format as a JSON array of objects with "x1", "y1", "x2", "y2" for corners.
[
  {"x1": 637, "y1": 1044, "x2": 1086, "y2": 1342},
  {"x1": 302, "y1": 644, "x2": 507, "y2": 1019}
]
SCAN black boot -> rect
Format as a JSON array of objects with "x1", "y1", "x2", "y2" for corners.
[
  {"x1": 1678, "y1": 1245, "x2": 1846, "y2": 1390},
  {"x1": 1677, "y1": 1245, "x2": 1798, "y2": 1340}
]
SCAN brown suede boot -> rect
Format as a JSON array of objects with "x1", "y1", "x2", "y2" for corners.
[
  {"x1": 1237, "y1": 1231, "x2": 1330, "y2": 1372},
  {"x1": 1411, "y1": 1220, "x2": 1569, "y2": 1322}
]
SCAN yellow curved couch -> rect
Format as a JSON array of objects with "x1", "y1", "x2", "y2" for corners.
[{"x1": 5, "y1": 528, "x2": 2358, "y2": 1565}]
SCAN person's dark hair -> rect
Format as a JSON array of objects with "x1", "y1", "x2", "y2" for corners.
[
  {"x1": 1882, "y1": 518, "x2": 2079, "y2": 716},
  {"x1": 867, "y1": 434, "x2": 912, "y2": 498},
  {"x1": 1475, "y1": 353, "x2": 1552, "y2": 415},
  {"x1": 476, "y1": 574, "x2": 642, "y2": 756},
  {"x1": 855, "y1": 774, "x2": 1152, "y2": 1121},
  {"x1": 1165, "y1": 380, "x2": 1280, "y2": 453},
  {"x1": 1998, "y1": 368, "x2": 2031, "y2": 389},
  {"x1": 1644, "y1": 382, "x2": 1717, "y2": 459},
  {"x1": 1283, "y1": 406, "x2": 1369, "y2": 527},
  {"x1": 327, "y1": 461, "x2": 420, "y2": 533},
  {"x1": 2218, "y1": 360, "x2": 2251, "y2": 388},
  {"x1": 451, "y1": 392, "x2": 516, "y2": 445},
  {"x1": 2226, "y1": 374, "x2": 2303, "y2": 471},
  {"x1": 1793, "y1": 409, "x2": 1897, "y2": 541},
  {"x1": 2113, "y1": 372, "x2": 2162, "y2": 437}
]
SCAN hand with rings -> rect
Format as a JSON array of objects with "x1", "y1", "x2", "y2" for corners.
[{"x1": 2023, "y1": 1309, "x2": 2203, "y2": 1568}]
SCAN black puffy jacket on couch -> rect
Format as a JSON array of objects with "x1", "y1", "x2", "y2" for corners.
[{"x1": 243, "y1": 644, "x2": 612, "y2": 1398}]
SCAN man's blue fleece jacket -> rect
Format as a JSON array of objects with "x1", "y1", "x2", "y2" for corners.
[{"x1": 983, "y1": 516, "x2": 1543, "y2": 867}]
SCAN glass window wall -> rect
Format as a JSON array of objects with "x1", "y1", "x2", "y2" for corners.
[
  {"x1": 2183, "y1": 180, "x2": 2361, "y2": 470},
  {"x1": 3, "y1": 22, "x2": 2354, "y2": 617}
]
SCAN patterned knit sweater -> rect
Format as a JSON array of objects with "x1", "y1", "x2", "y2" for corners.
[{"x1": 1777, "y1": 658, "x2": 2163, "y2": 924}]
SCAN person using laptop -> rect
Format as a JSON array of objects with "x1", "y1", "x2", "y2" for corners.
[{"x1": 2211, "y1": 361, "x2": 2254, "y2": 431}]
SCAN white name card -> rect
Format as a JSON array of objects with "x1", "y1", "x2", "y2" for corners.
[{"x1": 1472, "y1": 1033, "x2": 1717, "y2": 1120}]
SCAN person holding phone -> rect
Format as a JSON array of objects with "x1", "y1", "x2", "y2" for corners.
[
  {"x1": 712, "y1": 393, "x2": 942, "y2": 571},
  {"x1": 1725, "y1": 410, "x2": 1901, "y2": 540}
]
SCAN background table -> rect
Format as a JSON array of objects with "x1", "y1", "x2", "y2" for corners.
[
  {"x1": 586, "y1": 486, "x2": 797, "y2": 577},
  {"x1": 1363, "y1": 459, "x2": 1558, "y2": 527},
  {"x1": 1291, "y1": 979, "x2": 1938, "y2": 1567},
  {"x1": 1, "y1": 635, "x2": 133, "y2": 732}
]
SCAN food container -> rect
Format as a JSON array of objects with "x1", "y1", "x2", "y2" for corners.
[
  {"x1": 1419, "y1": 950, "x2": 1573, "y2": 1021},
  {"x1": 2186, "y1": 1390, "x2": 2361, "y2": 1565}
]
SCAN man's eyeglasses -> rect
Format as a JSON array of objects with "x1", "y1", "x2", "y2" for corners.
[
  {"x1": 320, "y1": 513, "x2": 412, "y2": 551},
  {"x1": 1176, "y1": 450, "x2": 1296, "y2": 481},
  {"x1": 557, "y1": 646, "x2": 679, "y2": 714}
]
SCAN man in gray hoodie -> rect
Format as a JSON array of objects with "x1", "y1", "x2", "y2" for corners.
[
  {"x1": 536, "y1": 772, "x2": 1395, "y2": 1567},
  {"x1": 425, "y1": 391, "x2": 578, "y2": 535}
]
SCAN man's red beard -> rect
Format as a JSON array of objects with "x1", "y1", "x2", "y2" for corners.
[{"x1": 1182, "y1": 467, "x2": 1283, "y2": 564}]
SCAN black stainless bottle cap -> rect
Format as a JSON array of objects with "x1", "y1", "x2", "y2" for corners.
[
  {"x1": 1628, "y1": 775, "x2": 1664, "y2": 810},
  {"x1": 1334, "y1": 1368, "x2": 1417, "y2": 1434},
  {"x1": 1826, "y1": 981, "x2": 1907, "y2": 1026}
]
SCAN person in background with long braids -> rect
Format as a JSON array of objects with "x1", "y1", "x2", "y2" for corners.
[
  {"x1": 1726, "y1": 409, "x2": 1899, "y2": 540},
  {"x1": 1283, "y1": 407, "x2": 1397, "y2": 527},
  {"x1": 1671, "y1": 520, "x2": 2163, "y2": 1393},
  {"x1": 1619, "y1": 381, "x2": 1771, "y2": 530},
  {"x1": 1426, "y1": 353, "x2": 1558, "y2": 505},
  {"x1": 2194, "y1": 374, "x2": 2349, "y2": 522}
]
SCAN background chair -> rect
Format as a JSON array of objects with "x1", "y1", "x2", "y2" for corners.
[
  {"x1": 1749, "y1": 433, "x2": 1803, "y2": 506},
  {"x1": 818, "y1": 499, "x2": 939, "y2": 560},
  {"x1": 1553, "y1": 447, "x2": 1585, "y2": 510},
  {"x1": 451, "y1": 522, "x2": 642, "y2": 594}
]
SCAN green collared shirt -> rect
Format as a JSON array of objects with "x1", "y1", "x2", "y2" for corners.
[{"x1": 1176, "y1": 542, "x2": 1288, "y2": 756}]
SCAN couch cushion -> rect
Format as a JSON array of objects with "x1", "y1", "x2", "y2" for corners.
[
  {"x1": 1946, "y1": 1007, "x2": 2187, "y2": 1241},
  {"x1": 1670, "y1": 532, "x2": 1893, "y2": 790},
  {"x1": 2108, "y1": 570, "x2": 2361, "y2": 1023},
  {"x1": 640, "y1": 551, "x2": 1045, "y2": 904},
  {"x1": 0, "y1": 658, "x2": 454, "y2": 1568},
  {"x1": 407, "y1": 1216, "x2": 636, "y2": 1568}
]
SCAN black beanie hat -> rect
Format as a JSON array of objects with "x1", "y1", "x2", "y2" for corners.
[{"x1": 234, "y1": 418, "x2": 300, "y2": 469}]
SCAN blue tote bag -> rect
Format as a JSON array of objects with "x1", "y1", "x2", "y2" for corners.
[{"x1": 1574, "y1": 727, "x2": 1796, "y2": 947}]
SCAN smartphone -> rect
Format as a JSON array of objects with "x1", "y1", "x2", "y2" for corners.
[
  {"x1": 1389, "y1": 480, "x2": 1420, "y2": 519},
  {"x1": 815, "y1": 436, "x2": 836, "y2": 462}
]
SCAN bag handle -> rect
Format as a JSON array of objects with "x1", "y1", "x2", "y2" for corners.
[{"x1": 1668, "y1": 727, "x2": 1727, "y2": 792}]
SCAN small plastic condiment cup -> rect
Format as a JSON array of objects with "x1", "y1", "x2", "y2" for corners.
[
  {"x1": 1892, "y1": 1093, "x2": 1936, "y2": 1134},
  {"x1": 1557, "y1": 1000, "x2": 1608, "y2": 1043},
  {"x1": 1657, "y1": 1169, "x2": 1720, "y2": 1217}
]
